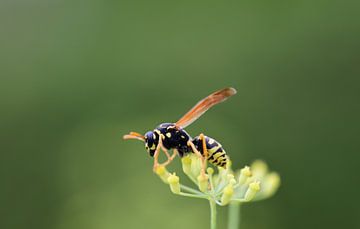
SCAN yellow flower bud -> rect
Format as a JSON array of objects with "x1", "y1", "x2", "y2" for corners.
[
  {"x1": 167, "y1": 173, "x2": 180, "y2": 194},
  {"x1": 238, "y1": 166, "x2": 252, "y2": 185},
  {"x1": 197, "y1": 174, "x2": 209, "y2": 192},
  {"x1": 221, "y1": 185, "x2": 234, "y2": 205},
  {"x1": 251, "y1": 160, "x2": 268, "y2": 178},
  {"x1": 191, "y1": 155, "x2": 201, "y2": 176},
  {"x1": 155, "y1": 166, "x2": 170, "y2": 183},
  {"x1": 227, "y1": 174, "x2": 235, "y2": 180},
  {"x1": 244, "y1": 181, "x2": 261, "y2": 201},
  {"x1": 181, "y1": 155, "x2": 192, "y2": 175},
  {"x1": 263, "y1": 172, "x2": 281, "y2": 197},
  {"x1": 226, "y1": 174, "x2": 236, "y2": 185},
  {"x1": 227, "y1": 159, "x2": 232, "y2": 169},
  {"x1": 207, "y1": 167, "x2": 214, "y2": 175},
  {"x1": 229, "y1": 178, "x2": 237, "y2": 185},
  {"x1": 218, "y1": 167, "x2": 225, "y2": 173}
]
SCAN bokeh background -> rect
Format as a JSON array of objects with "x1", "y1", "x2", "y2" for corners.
[{"x1": 1, "y1": 0, "x2": 359, "y2": 229}]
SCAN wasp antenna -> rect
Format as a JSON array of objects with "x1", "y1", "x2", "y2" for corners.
[
  {"x1": 130, "y1": 132, "x2": 145, "y2": 138},
  {"x1": 123, "y1": 132, "x2": 145, "y2": 142},
  {"x1": 225, "y1": 87, "x2": 237, "y2": 96}
]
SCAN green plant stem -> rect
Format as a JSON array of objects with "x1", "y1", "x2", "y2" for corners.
[
  {"x1": 209, "y1": 199, "x2": 217, "y2": 229},
  {"x1": 228, "y1": 202, "x2": 241, "y2": 229}
]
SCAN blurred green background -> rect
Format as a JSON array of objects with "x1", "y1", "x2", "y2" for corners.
[{"x1": 1, "y1": 0, "x2": 359, "y2": 229}]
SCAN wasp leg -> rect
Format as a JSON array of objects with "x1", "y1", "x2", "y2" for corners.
[
  {"x1": 161, "y1": 145, "x2": 172, "y2": 159},
  {"x1": 160, "y1": 149, "x2": 178, "y2": 167},
  {"x1": 158, "y1": 136, "x2": 176, "y2": 166},
  {"x1": 187, "y1": 140, "x2": 207, "y2": 177},
  {"x1": 199, "y1": 133, "x2": 208, "y2": 159},
  {"x1": 152, "y1": 136, "x2": 164, "y2": 172},
  {"x1": 199, "y1": 133, "x2": 209, "y2": 177}
]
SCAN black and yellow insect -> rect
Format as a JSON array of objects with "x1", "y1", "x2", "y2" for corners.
[{"x1": 124, "y1": 87, "x2": 237, "y2": 172}]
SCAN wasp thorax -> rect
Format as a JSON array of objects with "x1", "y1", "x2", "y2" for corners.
[{"x1": 144, "y1": 131, "x2": 159, "y2": 157}]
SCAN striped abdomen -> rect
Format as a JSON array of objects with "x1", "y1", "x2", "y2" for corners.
[{"x1": 192, "y1": 136, "x2": 228, "y2": 168}]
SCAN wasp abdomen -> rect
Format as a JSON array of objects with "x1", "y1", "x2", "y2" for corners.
[{"x1": 192, "y1": 136, "x2": 228, "y2": 168}]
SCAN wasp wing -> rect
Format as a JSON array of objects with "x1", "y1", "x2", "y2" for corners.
[{"x1": 175, "y1": 87, "x2": 237, "y2": 129}]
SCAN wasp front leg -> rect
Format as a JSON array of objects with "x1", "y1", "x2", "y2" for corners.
[
  {"x1": 160, "y1": 148, "x2": 178, "y2": 167},
  {"x1": 152, "y1": 136, "x2": 164, "y2": 172},
  {"x1": 153, "y1": 135, "x2": 177, "y2": 170},
  {"x1": 161, "y1": 144, "x2": 172, "y2": 160}
]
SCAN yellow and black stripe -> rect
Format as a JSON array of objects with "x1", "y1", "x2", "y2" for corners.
[{"x1": 192, "y1": 136, "x2": 228, "y2": 168}]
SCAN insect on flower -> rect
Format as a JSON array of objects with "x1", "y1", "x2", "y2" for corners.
[{"x1": 123, "y1": 87, "x2": 237, "y2": 176}]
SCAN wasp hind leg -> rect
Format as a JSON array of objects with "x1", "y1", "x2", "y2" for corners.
[{"x1": 199, "y1": 133, "x2": 209, "y2": 158}]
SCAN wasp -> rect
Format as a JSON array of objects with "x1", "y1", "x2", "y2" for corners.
[{"x1": 123, "y1": 87, "x2": 237, "y2": 175}]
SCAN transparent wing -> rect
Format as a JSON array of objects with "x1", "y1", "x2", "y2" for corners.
[{"x1": 175, "y1": 87, "x2": 237, "y2": 128}]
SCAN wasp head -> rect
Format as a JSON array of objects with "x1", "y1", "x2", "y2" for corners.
[{"x1": 144, "y1": 131, "x2": 159, "y2": 157}]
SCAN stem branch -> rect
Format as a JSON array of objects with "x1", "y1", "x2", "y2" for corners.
[
  {"x1": 179, "y1": 192, "x2": 207, "y2": 199},
  {"x1": 180, "y1": 184, "x2": 203, "y2": 195}
]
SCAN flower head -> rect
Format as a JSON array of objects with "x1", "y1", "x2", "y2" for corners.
[{"x1": 155, "y1": 153, "x2": 280, "y2": 206}]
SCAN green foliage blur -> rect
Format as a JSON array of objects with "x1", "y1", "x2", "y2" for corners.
[{"x1": 1, "y1": 0, "x2": 359, "y2": 229}]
